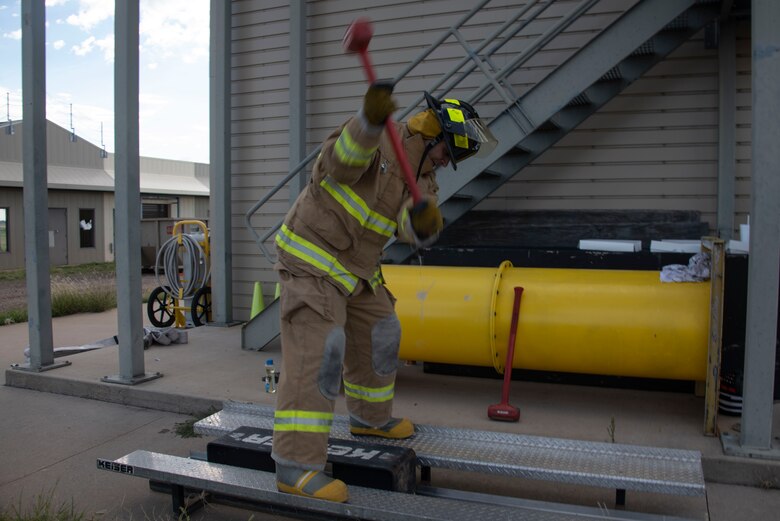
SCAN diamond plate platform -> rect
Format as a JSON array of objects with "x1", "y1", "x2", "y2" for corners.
[
  {"x1": 195, "y1": 401, "x2": 705, "y2": 497},
  {"x1": 99, "y1": 450, "x2": 697, "y2": 521}
]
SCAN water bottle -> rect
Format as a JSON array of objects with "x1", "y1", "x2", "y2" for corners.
[{"x1": 264, "y1": 358, "x2": 277, "y2": 394}]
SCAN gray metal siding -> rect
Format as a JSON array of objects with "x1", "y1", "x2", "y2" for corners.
[
  {"x1": 481, "y1": 34, "x2": 722, "y2": 230},
  {"x1": 230, "y1": 1, "x2": 749, "y2": 320}
]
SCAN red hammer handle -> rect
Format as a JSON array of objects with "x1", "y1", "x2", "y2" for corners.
[
  {"x1": 501, "y1": 286, "x2": 524, "y2": 403},
  {"x1": 352, "y1": 30, "x2": 423, "y2": 204}
]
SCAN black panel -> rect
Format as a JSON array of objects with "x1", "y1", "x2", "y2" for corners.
[{"x1": 207, "y1": 427, "x2": 417, "y2": 493}]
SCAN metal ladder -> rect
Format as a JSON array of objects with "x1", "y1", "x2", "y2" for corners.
[{"x1": 242, "y1": 0, "x2": 722, "y2": 351}]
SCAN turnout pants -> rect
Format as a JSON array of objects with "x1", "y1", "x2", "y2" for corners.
[{"x1": 271, "y1": 267, "x2": 401, "y2": 470}]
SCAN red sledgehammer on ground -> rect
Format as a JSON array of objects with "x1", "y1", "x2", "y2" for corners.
[{"x1": 488, "y1": 286, "x2": 524, "y2": 422}]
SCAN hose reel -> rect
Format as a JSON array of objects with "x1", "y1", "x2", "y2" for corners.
[{"x1": 147, "y1": 220, "x2": 211, "y2": 328}]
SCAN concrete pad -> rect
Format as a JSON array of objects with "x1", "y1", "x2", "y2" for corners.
[
  {"x1": 706, "y1": 482, "x2": 780, "y2": 521},
  {"x1": 0, "y1": 386, "x2": 290, "y2": 520},
  {"x1": 2, "y1": 308, "x2": 780, "y2": 520}
]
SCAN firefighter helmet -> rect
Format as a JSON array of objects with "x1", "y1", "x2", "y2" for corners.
[{"x1": 423, "y1": 91, "x2": 496, "y2": 170}]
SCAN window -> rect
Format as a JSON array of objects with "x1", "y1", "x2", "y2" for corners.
[
  {"x1": 143, "y1": 203, "x2": 170, "y2": 219},
  {"x1": 0, "y1": 207, "x2": 8, "y2": 253},
  {"x1": 79, "y1": 208, "x2": 95, "y2": 248}
]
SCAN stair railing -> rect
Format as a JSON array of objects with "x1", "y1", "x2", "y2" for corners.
[{"x1": 245, "y1": 0, "x2": 602, "y2": 264}]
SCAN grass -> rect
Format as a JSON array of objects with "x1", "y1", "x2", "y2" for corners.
[
  {"x1": 0, "y1": 262, "x2": 118, "y2": 282},
  {"x1": 174, "y1": 407, "x2": 219, "y2": 438},
  {"x1": 2, "y1": 309, "x2": 27, "y2": 326},
  {"x1": 0, "y1": 487, "x2": 221, "y2": 521},
  {"x1": 0, "y1": 262, "x2": 154, "y2": 326},
  {"x1": 0, "y1": 488, "x2": 86, "y2": 521},
  {"x1": 607, "y1": 416, "x2": 616, "y2": 443},
  {"x1": 51, "y1": 277, "x2": 118, "y2": 316}
]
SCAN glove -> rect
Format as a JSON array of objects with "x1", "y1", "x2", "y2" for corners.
[
  {"x1": 399, "y1": 197, "x2": 443, "y2": 249},
  {"x1": 363, "y1": 80, "x2": 397, "y2": 126},
  {"x1": 410, "y1": 198, "x2": 443, "y2": 238}
]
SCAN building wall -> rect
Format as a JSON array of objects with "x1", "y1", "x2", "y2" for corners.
[
  {"x1": 44, "y1": 190, "x2": 109, "y2": 266},
  {"x1": 482, "y1": 20, "x2": 752, "y2": 232},
  {"x1": 0, "y1": 118, "x2": 211, "y2": 271},
  {"x1": 0, "y1": 188, "x2": 24, "y2": 270},
  {"x1": 194, "y1": 197, "x2": 210, "y2": 219},
  {"x1": 0, "y1": 188, "x2": 111, "y2": 270},
  {"x1": 102, "y1": 193, "x2": 115, "y2": 260},
  {"x1": 0, "y1": 120, "x2": 105, "y2": 168},
  {"x1": 229, "y1": 1, "x2": 751, "y2": 320}
]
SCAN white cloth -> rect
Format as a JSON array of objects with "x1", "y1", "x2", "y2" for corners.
[{"x1": 660, "y1": 252, "x2": 711, "y2": 282}]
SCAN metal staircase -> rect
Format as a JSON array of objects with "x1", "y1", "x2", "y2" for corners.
[{"x1": 242, "y1": 0, "x2": 722, "y2": 350}]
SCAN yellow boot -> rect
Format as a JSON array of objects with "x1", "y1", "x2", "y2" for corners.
[
  {"x1": 349, "y1": 417, "x2": 415, "y2": 439},
  {"x1": 276, "y1": 465, "x2": 348, "y2": 503}
]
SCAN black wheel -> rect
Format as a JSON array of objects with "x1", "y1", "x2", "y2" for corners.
[
  {"x1": 147, "y1": 286, "x2": 176, "y2": 327},
  {"x1": 191, "y1": 286, "x2": 212, "y2": 327}
]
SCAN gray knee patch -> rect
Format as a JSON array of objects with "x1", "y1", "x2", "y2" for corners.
[
  {"x1": 371, "y1": 315, "x2": 401, "y2": 376},
  {"x1": 318, "y1": 326, "x2": 345, "y2": 400}
]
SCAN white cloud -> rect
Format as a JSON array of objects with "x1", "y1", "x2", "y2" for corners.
[
  {"x1": 139, "y1": 0, "x2": 209, "y2": 64},
  {"x1": 66, "y1": 0, "x2": 112, "y2": 31},
  {"x1": 3, "y1": 29, "x2": 22, "y2": 40},
  {"x1": 71, "y1": 33, "x2": 114, "y2": 61},
  {"x1": 71, "y1": 35, "x2": 95, "y2": 55},
  {"x1": 46, "y1": 92, "x2": 115, "y2": 152},
  {"x1": 139, "y1": 92, "x2": 169, "y2": 119},
  {"x1": 62, "y1": 1, "x2": 208, "y2": 66},
  {"x1": 53, "y1": 39, "x2": 65, "y2": 50},
  {"x1": 46, "y1": 0, "x2": 71, "y2": 6}
]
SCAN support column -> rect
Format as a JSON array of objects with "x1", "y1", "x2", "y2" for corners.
[
  {"x1": 103, "y1": 0, "x2": 160, "y2": 385},
  {"x1": 721, "y1": 0, "x2": 780, "y2": 458},
  {"x1": 289, "y1": 0, "x2": 307, "y2": 200},
  {"x1": 15, "y1": 0, "x2": 68, "y2": 373},
  {"x1": 716, "y1": 20, "x2": 736, "y2": 241},
  {"x1": 208, "y1": 0, "x2": 235, "y2": 326}
]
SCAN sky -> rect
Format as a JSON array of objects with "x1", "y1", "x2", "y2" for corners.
[{"x1": 0, "y1": 0, "x2": 210, "y2": 164}]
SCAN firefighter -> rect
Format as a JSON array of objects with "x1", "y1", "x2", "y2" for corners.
[{"x1": 272, "y1": 82, "x2": 496, "y2": 503}]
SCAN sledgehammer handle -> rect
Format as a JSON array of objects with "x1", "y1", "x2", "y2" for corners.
[
  {"x1": 502, "y1": 287, "x2": 524, "y2": 403},
  {"x1": 347, "y1": 20, "x2": 423, "y2": 204}
]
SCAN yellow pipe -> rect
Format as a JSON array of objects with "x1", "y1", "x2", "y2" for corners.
[{"x1": 382, "y1": 262, "x2": 710, "y2": 381}]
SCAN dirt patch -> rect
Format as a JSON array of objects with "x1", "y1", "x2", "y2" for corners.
[
  {"x1": 0, "y1": 273, "x2": 160, "y2": 314},
  {"x1": 1, "y1": 279, "x2": 28, "y2": 314}
]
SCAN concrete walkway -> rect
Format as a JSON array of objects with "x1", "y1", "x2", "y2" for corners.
[{"x1": 2, "y1": 308, "x2": 780, "y2": 520}]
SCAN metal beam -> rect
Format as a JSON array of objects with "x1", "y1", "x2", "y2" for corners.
[
  {"x1": 723, "y1": 0, "x2": 780, "y2": 458},
  {"x1": 18, "y1": 0, "x2": 63, "y2": 373},
  {"x1": 209, "y1": 0, "x2": 234, "y2": 326},
  {"x1": 739, "y1": 0, "x2": 780, "y2": 452},
  {"x1": 104, "y1": 0, "x2": 160, "y2": 385},
  {"x1": 716, "y1": 20, "x2": 736, "y2": 241},
  {"x1": 289, "y1": 0, "x2": 307, "y2": 201}
]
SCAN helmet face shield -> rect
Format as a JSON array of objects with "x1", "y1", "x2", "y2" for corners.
[
  {"x1": 423, "y1": 91, "x2": 496, "y2": 169},
  {"x1": 464, "y1": 118, "x2": 497, "y2": 159}
]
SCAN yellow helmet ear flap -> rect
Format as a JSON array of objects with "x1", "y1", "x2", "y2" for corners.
[{"x1": 407, "y1": 109, "x2": 442, "y2": 139}]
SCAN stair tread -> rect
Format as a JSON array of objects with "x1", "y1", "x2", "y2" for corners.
[{"x1": 195, "y1": 401, "x2": 705, "y2": 496}]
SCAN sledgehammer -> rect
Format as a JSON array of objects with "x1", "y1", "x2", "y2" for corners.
[
  {"x1": 488, "y1": 286, "x2": 524, "y2": 422},
  {"x1": 343, "y1": 17, "x2": 423, "y2": 205}
]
